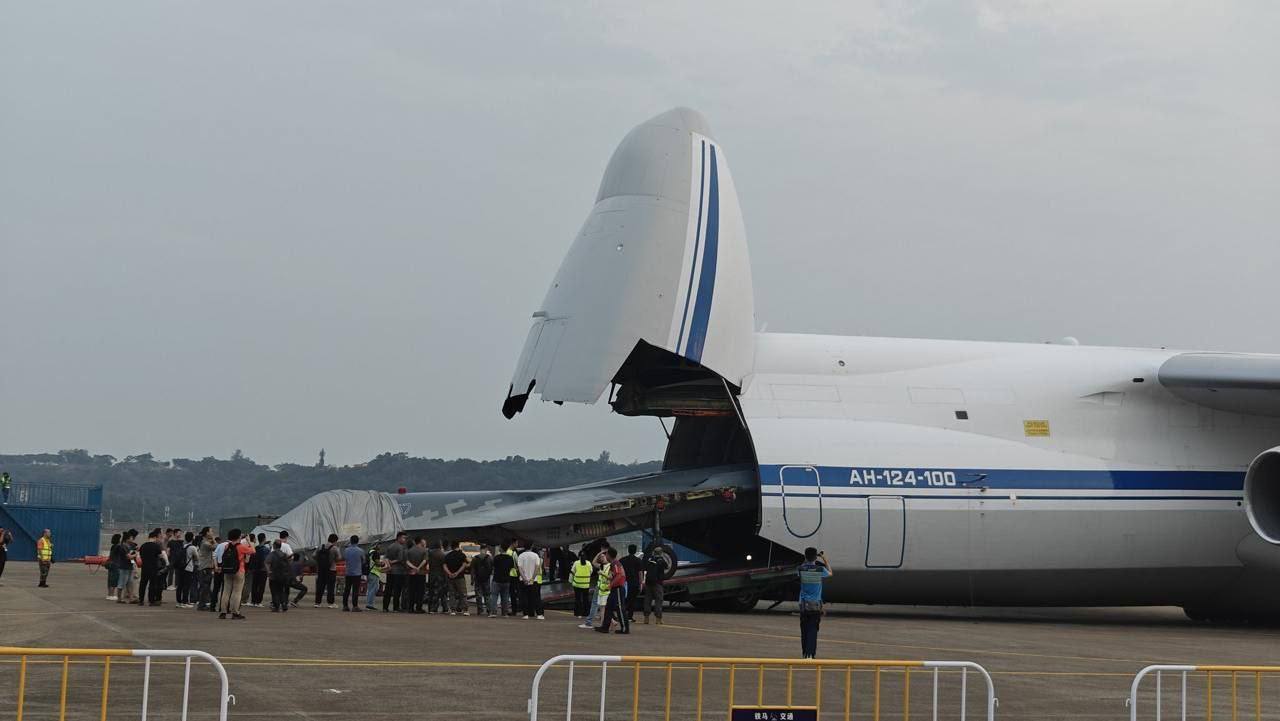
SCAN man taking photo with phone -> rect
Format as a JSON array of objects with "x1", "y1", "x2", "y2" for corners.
[{"x1": 798, "y1": 548, "x2": 833, "y2": 659}]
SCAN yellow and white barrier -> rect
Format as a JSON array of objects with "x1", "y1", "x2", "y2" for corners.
[
  {"x1": 1128, "y1": 664, "x2": 1280, "y2": 721},
  {"x1": 0, "y1": 646, "x2": 233, "y2": 721},
  {"x1": 527, "y1": 654, "x2": 997, "y2": 721}
]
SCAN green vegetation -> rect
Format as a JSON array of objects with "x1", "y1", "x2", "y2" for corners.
[{"x1": 0, "y1": 449, "x2": 661, "y2": 520}]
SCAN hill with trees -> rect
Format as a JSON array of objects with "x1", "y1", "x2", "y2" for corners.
[{"x1": 0, "y1": 449, "x2": 662, "y2": 521}]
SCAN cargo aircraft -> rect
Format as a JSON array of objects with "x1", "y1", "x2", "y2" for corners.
[{"x1": 493, "y1": 107, "x2": 1280, "y2": 622}]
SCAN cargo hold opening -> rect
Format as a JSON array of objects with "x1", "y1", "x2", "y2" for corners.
[{"x1": 608, "y1": 342, "x2": 777, "y2": 568}]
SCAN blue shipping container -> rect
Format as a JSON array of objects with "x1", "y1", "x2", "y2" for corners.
[{"x1": 1, "y1": 483, "x2": 102, "y2": 561}]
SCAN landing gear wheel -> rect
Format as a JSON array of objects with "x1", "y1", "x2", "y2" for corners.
[{"x1": 645, "y1": 543, "x2": 679, "y2": 580}]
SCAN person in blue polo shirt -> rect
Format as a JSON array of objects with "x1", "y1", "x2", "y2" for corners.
[{"x1": 798, "y1": 547, "x2": 833, "y2": 659}]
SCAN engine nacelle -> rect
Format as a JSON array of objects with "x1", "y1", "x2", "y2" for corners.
[{"x1": 1245, "y1": 447, "x2": 1280, "y2": 544}]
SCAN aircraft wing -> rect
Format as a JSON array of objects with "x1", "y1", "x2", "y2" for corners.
[
  {"x1": 396, "y1": 464, "x2": 755, "y2": 544},
  {"x1": 1158, "y1": 352, "x2": 1280, "y2": 417}
]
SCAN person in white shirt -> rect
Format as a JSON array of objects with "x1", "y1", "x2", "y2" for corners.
[
  {"x1": 517, "y1": 544, "x2": 544, "y2": 619},
  {"x1": 278, "y1": 531, "x2": 293, "y2": 558}
]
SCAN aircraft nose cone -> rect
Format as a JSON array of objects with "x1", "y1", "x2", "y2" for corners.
[
  {"x1": 595, "y1": 107, "x2": 715, "y2": 203},
  {"x1": 645, "y1": 107, "x2": 715, "y2": 138}
]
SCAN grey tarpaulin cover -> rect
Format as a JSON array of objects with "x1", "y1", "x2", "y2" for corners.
[{"x1": 250, "y1": 490, "x2": 404, "y2": 550}]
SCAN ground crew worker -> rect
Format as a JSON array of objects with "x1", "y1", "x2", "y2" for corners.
[
  {"x1": 506, "y1": 540, "x2": 521, "y2": 616},
  {"x1": 570, "y1": 550, "x2": 593, "y2": 617},
  {"x1": 595, "y1": 547, "x2": 629, "y2": 634},
  {"x1": 642, "y1": 545, "x2": 669, "y2": 625},
  {"x1": 36, "y1": 528, "x2": 53, "y2": 587},
  {"x1": 1, "y1": 472, "x2": 11, "y2": 504},
  {"x1": 798, "y1": 547, "x2": 834, "y2": 659}
]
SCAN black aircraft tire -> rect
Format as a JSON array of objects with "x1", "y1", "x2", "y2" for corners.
[{"x1": 646, "y1": 543, "x2": 679, "y2": 580}]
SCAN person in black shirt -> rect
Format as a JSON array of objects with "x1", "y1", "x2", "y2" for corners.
[
  {"x1": 642, "y1": 546, "x2": 670, "y2": 624},
  {"x1": 489, "y1": 545, "x2": 514, "y2": 617},
  {"x1": 0, "y1": 526, "x2": 13, "y2": 586},
  {"x1": 137, "y1": 529, "x2": 165, "y2": 606},
  {"x1": 470, "y1": 545, "x2": 493, "y2": 617},
  {"x1": 165, "y1": 529, "x2": 184, "y2": 590},
  {"x1": 443, "y1": 540, "x2": 469, "y2": 615},
  {"x1": 250, "y1": 534, "x2": 270, "y2": 607},
  {"x1": 619, "y1": 544, "x2": 644, "y2": 623},
  {"x1": 314, "y1": 534, "x2": 339, "y2": 608}
]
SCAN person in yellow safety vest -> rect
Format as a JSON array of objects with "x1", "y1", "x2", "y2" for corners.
[
  {"x1": 503, "y1": 541, "x2": 520, "y2": 616},
  {"x1": 36, "y1": 528, "x2": 53, "y2": 588},
  {"x1": 595, "y1": 547, "x2": 630, "y2": 634},
  {"x1": 570, "y1": 551, "x2": 593, "y2": 618}
]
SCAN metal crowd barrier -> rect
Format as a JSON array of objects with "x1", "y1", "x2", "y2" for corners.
[
  {"x1": 0, "y1": 646, "x2": 233, "y2": 721},
  {"x1": 1128, "y1": 664, "x2": 1280, "y2": 721},
  {"x1": 528, "y1": 654, "x2": 997, "y2": 721}
]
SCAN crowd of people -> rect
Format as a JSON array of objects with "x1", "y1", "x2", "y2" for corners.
[
  {"x1": 96, "y1": 527, "x2": 674, "y2": 633},
  {"x1": 17, "y1": 522, "x2": 831, "y2": 658}
]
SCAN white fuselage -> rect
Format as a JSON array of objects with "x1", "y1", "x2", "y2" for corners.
[{"x1": 743, "y1": 332, "x2": 1280, "y2": 609}]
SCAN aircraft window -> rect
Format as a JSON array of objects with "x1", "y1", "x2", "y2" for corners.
[{"x1": 954, "y1": 410, "x2": 969, "y2": 420}]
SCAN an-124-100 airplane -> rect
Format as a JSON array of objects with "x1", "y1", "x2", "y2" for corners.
[
  {"x1": 491, "y1": 107, "x2": 1280, "y2": 623},
  {"x1": 260, "y1": 108, "x2": 1280, "y2": 621}
]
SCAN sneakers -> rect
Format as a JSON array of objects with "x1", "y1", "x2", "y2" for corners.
[
  {"x1": 342, "y1": 607, "x2": 350, "y2": 612},
  {"x1": 536, "y1": 615, "x2": 545, "y2": 620},
  {"x1": 105, "y1": 595, "x2": 117, "y2": 601},
  {"x1": 578, "y1": 623, "x2": 592, "y2": 629},
  {"x1": 366, "y1": 605, "x2": 377, "y2": 611},
  {"x1": 488, "y1": 614, "x2": 497, "y2": 619},
  {"x1": 327, "y1": 604, "x2": 338, "y2": 609},
  {"x1": 231, "y1": 613, "x2": 246, "y2": 620},
  {"x1": 218, "y1": 613, "x2": 227, "y2": 619},
  {"x1": 461, "y1": 611, "x2": 470, "y2": 616},
  {"x1": 351, "y1": 608, "x2": 362, "y2": 612},
  {"x1": 290, "y1": 601, "x2": 299, "y2": 608},
  {"x1": 313, "y1": 603, "x2": 321, "y2": 608}
]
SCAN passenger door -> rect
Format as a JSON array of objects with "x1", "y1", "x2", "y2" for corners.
[
  {"x1": 779, "y1": 465, "x2": 822, "y2": 538},
  {"x1": 865, "y1": 496, "x2": 905, "y2": 568}
]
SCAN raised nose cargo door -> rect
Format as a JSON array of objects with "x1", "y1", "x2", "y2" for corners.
[{"x1": 502, "y1": 107, "x2": 755, "y2": 418}]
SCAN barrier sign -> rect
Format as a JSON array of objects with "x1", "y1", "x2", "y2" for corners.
[{"x1": 730, "y1": 707, "x2": 817, "y2": 721}]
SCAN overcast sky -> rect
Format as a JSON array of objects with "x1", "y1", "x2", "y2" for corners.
[{"x1": 2, "y1": 2, "x2": 1276, "y2": 467}]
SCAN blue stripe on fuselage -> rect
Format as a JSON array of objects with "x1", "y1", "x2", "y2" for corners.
[
  {"x1": 760, "y1": 465, "x2": 1245, "y2": 491},
  {"x1": 684, "y1": 144, "x2": 719, "y2": 363},
  {"x1": 675, "y1": 140, "x2": 706, "y2": 355}
]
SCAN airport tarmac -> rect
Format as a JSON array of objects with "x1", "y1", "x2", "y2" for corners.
[{"x1": 1, "y1": 561, "x2": 1279, "y2": 719}]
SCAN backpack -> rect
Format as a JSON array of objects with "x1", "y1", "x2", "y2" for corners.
[
  {"x1": 220, "y1": 543, "x2": 240, "y2": 574},
  {"x1": 269, "y1": 551, "x2": 290, "y2": 578},
  {"x1": 247, "y1": 544, "x2": 267, "y2": 572}
]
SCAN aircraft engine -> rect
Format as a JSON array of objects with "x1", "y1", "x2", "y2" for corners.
[{"x1": 1244, "y1": 446, "x2": 1280, "y2": 544}]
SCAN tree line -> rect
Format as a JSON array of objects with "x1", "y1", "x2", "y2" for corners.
[{"x1": 0, "y1": 449, "x2": 661, "y2": 520}]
